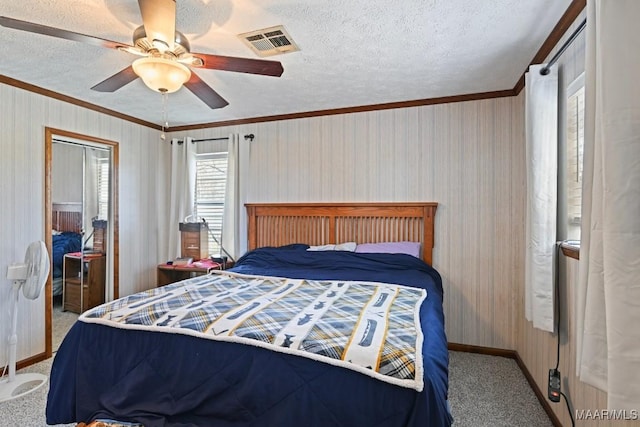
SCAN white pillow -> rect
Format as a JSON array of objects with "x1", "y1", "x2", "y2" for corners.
[
  {"x1": 306, "y1": 244, "x2": 335, "y2": 251},
  {"x1": 307, "y1": 242, "x2": 357, "y2": 252}
]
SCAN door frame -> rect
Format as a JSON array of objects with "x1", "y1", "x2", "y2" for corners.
[{"x1": 44, "y1": 127, "x2": 119, "y2": 358}]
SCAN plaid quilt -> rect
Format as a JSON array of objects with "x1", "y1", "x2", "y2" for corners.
[{"x1": 80, "y1": 271, "x2": 428, "y2": 391}]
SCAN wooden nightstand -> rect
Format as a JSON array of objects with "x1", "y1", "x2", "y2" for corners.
[
  {"x1": 157, "y1": 259, "x2": 232, "y2": 287},
  {"x1": 62, "y1": 253, "x2": 106, "y2": 313}
]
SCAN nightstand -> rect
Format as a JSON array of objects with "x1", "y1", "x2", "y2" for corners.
[
  {"x1": 156, "y1": 259, "x2": 232, "y2": 287},
  {"x1": 62, "y1": 253, "x2": 106, "y2": 313}
]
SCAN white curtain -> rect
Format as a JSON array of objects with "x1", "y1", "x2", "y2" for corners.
[
  {"x1": 524, "y1": 64, "x2": 558, "y2": 333},
  {"x1": 222, "y1": 134, "x2": 240, "y2": 260},
  {"x1": 577, "y1": 0, "x2": 640, "y2": 410},
  {"x1": 168, "y1": 137, "x2": 196, "y2": 259}
]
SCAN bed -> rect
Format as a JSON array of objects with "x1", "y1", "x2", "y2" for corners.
[
  {"x1": 46, "y1": 202, "x2": 451, "y2": 427},
  {"x1": 51, "y1": 203, "x2": 83, "y2": 296}
]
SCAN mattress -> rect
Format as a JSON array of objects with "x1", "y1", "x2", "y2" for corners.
[{"x1": 47, "y1": 245, "x2": 452, "y2": 427}]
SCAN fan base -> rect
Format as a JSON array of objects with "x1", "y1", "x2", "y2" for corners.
[{"x1": 0, "y1": 372, "x2": 47, "y2": 403}]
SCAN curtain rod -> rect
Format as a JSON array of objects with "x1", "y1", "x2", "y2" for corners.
[
  {"x1": 175, "y1": 134, "x2": 255, "y2": 144},
  {"x1": 540, "y1": 18, "x2": 586, "y2": 75},
  {"x1": 192, "y1": 137, "x2": 228, "y2": 142}
]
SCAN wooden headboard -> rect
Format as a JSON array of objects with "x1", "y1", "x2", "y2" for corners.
[
  {"x1": 246, "y1": 202, "x2": 438, "y2": 265},
  {"x1": 52, "y1": 202, "x2": 82, "y2": 233}
]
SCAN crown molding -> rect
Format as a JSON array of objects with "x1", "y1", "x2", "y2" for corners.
[
  {"x1": 166, "y1": 89, "x2": 516, "y2": 132},
  {"x1": 0, "y1": 74, "x2": 162, "y2": 130}
]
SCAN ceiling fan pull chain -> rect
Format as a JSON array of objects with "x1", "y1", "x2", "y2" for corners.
[{"x1": 160, "y1": 91, "x2": 169, "y2": 140}]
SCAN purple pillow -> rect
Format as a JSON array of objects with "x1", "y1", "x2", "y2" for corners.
[{"x1": 355, "y1": 241, "x2": 421, "y2": 258}]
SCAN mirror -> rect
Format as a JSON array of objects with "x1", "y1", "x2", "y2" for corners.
[{"x1": 44, "y1": 128, "x2": 119, "y2": 357}]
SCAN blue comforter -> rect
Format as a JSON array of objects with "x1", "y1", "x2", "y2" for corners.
[
  {"x1": 47, "y1": 245, "x2": 452, "y2": 427},
  {"x1": 52, "y1": 232, "x2": 82, "y2": 279}
]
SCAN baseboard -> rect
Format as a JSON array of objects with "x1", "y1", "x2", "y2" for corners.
[
  {"x1": 448, "y1": 342, "x2": 562, "y2": 427},
  {"x1": 448, "y1": 342, "x2": 517, "y2": 358},
  {"x1": 0, "y1": 351, "x2": 48, "y2": 378},
  {"x1": 17, "y1": 351, "x2": 48, "y2": 370}
]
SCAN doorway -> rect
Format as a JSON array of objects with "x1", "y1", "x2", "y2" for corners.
[{"x1": 44, "y1": 127, "x2": 119, "y2": 357}]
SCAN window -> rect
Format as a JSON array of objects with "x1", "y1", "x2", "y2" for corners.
[
  {"x1": 566, "y1": 75, "x2": 585, "y2": 241},
  {"x1": 194, "y1": 152, "x2": 228, "y2": 256},
  {"x1": 97, "y1": 157, "x2": 110, "y2": 220}
]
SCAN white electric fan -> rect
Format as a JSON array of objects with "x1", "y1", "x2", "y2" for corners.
[{"x1": 0, "y1": 241, "x2": 50, "y2": 403}]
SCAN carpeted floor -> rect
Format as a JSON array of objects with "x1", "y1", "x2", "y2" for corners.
[
  {"x1": 1, "y1": 311, "x2": 552, "y2": 426},
  {"x1": 447, "y1": 351, "x2": 553, "y2": 426},
  {"x1": 52, "y1": 296, "x2": 78, "y2": 353},
  {"x1": 1, "y1": 297, "x2": 77, "y2": 427}
]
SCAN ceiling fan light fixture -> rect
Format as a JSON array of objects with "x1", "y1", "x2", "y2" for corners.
[{"x1": 132, "y1": 56, "x2": 191, "y2": 93}]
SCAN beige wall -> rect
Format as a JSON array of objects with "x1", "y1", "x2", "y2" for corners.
[
  {"x1": 0, "y1": 83, "x2": 170, "y2": 366},
  {"x1": 171, "y1": 92, "x2": 527, "y2": 350}
]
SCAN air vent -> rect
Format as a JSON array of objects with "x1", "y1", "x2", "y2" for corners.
[{"x1": 239, "y1": 25, "x2": 299, "y2": 57}]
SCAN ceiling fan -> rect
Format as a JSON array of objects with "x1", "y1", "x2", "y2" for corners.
[{"x1": 0, "y1": 0, "x2": 284, "y2": 109}]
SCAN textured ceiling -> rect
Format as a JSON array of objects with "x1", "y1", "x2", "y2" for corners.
[{"x1": 0, "y1": 0, "x2": 573, "y2": 128}]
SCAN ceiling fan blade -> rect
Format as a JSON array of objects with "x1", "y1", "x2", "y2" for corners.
[
  {"x1": 138, "y1": 0, "x2": 176, "y2": 51},
  {"x1": 184, "y1": 72, "x2": 229, "y2": 109},
  {"x1": 91, "y1": 66, "x2": 139, "y2": 92},
  {"x1": 191, "y1": 53, "x2": 284, "y2": 77},
  {"x1": 0, "y1": 16, "x2": 132, "y2": 50}
]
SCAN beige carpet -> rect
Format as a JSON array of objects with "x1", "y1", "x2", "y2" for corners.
[
  {"x1": 52, "y1": 295, "x2": 78, "y2": 352},
  {"x1": 0, "y1": 296, "x2": 77, "y2": 427}
]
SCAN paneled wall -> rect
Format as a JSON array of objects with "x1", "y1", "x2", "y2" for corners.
[
  {"x1": 0, "y1": 81, "x2": 525, "y2": 364},
  {"x1": 0, "y1": 83, "x2": 169, "y2": 366},
  {"x1": 171, "y1": 92, "x2": 527, "y2": 349}
]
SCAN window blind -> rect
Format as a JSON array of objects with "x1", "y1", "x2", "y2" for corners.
[
  {"x1": 97, "y1": 157, "x2": 110, "y2": 220},
  {"x1": 195, "y1": 152, "x2": 228, "y2": 255}
]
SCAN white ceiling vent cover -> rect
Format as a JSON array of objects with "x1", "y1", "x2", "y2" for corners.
[{"x1": 239, "y1": 25, "x2": 299, "y2": 57}]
